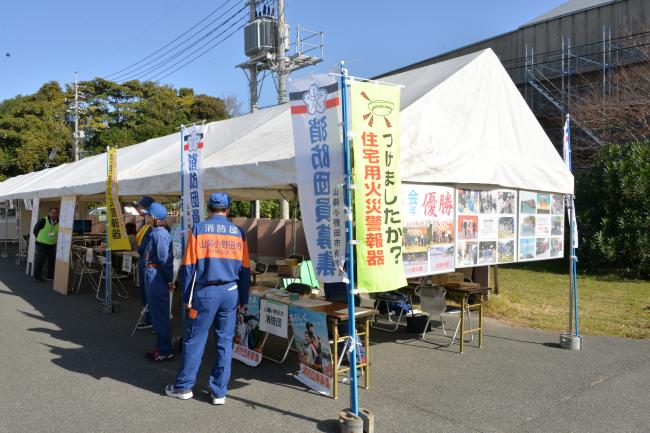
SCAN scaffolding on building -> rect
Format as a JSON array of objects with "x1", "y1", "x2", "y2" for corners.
[{"x1": 502, "y1": 29, "x2": 650, "y2": 166}]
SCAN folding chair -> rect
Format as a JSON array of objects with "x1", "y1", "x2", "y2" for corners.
[
  {"x1": 415, "y1": 284, "x2": 474, "y2": 346},
  {"x1": 96, "y1": 255, "x2": 130, "y2": 301},
  {"x1": 371, "y1": 290, "x2": 414, "y2": 332},
  {"x1": 251, "y1": 261, "x2": 268, "y2": 285},
  {"x1": 70, "y1": 249, "x2": 100, "y2": 295}
]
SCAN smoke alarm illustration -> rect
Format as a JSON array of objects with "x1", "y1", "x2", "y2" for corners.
[{"x1": 360, "y1": 90, "x2": 394, "y2": 128}]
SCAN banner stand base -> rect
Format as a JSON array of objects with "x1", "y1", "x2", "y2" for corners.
[
  {"x1": 102, "y1": 302, "x2": 119, "y2": 314},
  {"x1": 339, "y1": 408, "x2": 374, "y2": 433},
  {"x1": 559, "y1": 333, "x2": 582, "y2": 351}
]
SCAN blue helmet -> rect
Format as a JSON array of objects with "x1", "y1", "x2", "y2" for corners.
[
  {"x1": 208, "y1": 192, "x2": 230, "y2": 208},
  {"x1": 148, "y1": 202, "x2": 168, "y2": 220}
]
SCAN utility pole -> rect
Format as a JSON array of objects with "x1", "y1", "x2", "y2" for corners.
[
  {"x1": 276, "y1": 0, "x2": 288, "y2": 105},
  {"x1": 73, "y1": 72, "x2": 84, "y2": 161},
  {"x1": 248, "y1": 0, "x2": 260, "y2": 217},
  {"x1": 238, "y1": 0, "x2": 324, "y2": 219},
  {"x1": 248, "y1": 0, "x2": 258, "y2": 114}
]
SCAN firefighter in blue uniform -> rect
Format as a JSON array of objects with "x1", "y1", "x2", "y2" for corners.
[
  {"x1": 135, "y1": 196, "x2": 154, "y2": 329},
  {"x1": 143, "y1": 202, "x2": 175, "y2": 362},
  {"x1": 166, "y1": 192, "x2": 250, "y2": 405}
]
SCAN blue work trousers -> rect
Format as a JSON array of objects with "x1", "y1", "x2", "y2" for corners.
[
  {"x1": 175, "y1": 283, "x2": 238, "y2": 398},
  {"x1": 138, "y1": 260, "x2": 151, "y2": 325},
  {"x1": 145, "y1": 267, "x2": 172, "y2": 355}
]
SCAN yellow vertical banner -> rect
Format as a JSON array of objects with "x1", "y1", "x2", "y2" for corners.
[
  {"x1": 106, "y1": 148, "x2": 131, "y2": 251},
  {"x1": 351, "y1": 81, "x2": 407, "y2": 293}
]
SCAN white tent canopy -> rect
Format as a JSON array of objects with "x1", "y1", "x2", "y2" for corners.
[{"x1": 0, "y1": 48, "x2": 573, "y2": 202}]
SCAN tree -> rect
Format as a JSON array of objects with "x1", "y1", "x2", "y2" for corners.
[
  {"x1": 0, "y1": 79, "x2": 230, "y2": 179},
  {"x1": 0, "y1": 82, "x2": 72, "y2": 177}
]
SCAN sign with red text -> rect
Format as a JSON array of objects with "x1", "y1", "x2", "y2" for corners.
[
  {"x1": 351, "y1": 81, "x2": 406, "y2": 293},
  {"x1": 401, "y1": 184, "x2": 455, "y2": 277}
]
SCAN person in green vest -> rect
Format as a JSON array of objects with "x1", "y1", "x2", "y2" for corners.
[{"x1": 32, "y1": 207, "x2": 59, "y2": 283}]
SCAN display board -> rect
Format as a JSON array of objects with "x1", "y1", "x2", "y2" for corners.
[
  {"x1": 456, "y1": 188, "x2": 518, "y2": 267},
  {"x1": 289, "y1": 305, "x2": 333, "y2": 396},
  {"x1": 518, "y1": 191, "x2": 564, "y2": 261},
  {"x1": 496, "y1": 190, "x2": 518, "y2": 264},
  {"x1": 53, "y1": 196, "x2": 76, "y2": 295},
  {"x1": 401, "y1": 184, "x2": 455, "y2": 277},
  {"x1": 233, "y1": 291, "x2": 264, "y2": 367}
]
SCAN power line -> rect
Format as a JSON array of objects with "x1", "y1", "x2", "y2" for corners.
[
  {"x1": 131, "y1": 6, "x2": 252, "y2": 83},
  {"x1": 104, "y1": 0, "x2": 241, "y2": 80},
  {"x1": 149, "y1": 10, "x2": 258, "y2": 82}
]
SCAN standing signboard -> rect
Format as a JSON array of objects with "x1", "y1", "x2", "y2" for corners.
[
  {"x1": 289, "y1": 305, "x2": 333, "y2": 396},
  {"x1": 53, "y1": 196, "x2": 76, "y2": 294},
  {"x1": 401, "y1": 184, "x2": 455, "y2": 277},
  {"x1": 350, "y1": 80, "x2": 406, "y2": 292},
  {"x1": 233, "y1": 292, "x2": 265, "y2": 367},
  {"x1": 288, "y1": 75, "x2": 346, "y2": 282},
  {"x1": 26, "y1": 197, "x2": 40, "y2": 276}
]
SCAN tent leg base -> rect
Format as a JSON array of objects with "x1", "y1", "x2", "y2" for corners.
[
  {"x1": 102, "y1": 302, "x2": 119, "y2": 314},
  {"x1": 559, "y1": 333, "x2": 582, "y2": 350},
  {"x1": 339, "y1": 408, "x2": 373, "y2": 433}
]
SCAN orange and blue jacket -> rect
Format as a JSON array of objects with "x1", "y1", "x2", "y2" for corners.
[{"x1": 181, "y1": 215, "x2": 251, "y2": 305}]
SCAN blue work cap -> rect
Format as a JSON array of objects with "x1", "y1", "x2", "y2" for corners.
[
  {"x1": 139, "y1": 196, "x2": 155, "y2": 207},
  {"x1": 208, "y1": 192, "x2": 230, "y2": 208},
  {"x1": 148, "y1": 202, "x2": 168, "y2": 220}
]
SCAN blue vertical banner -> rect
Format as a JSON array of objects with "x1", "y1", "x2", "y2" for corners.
[
  {"x1": 288, "y1": 74, "x2": 347, "y2": 283},
  {"x1": 181, "y1": 125, "x2": 206, "y2": 233}
]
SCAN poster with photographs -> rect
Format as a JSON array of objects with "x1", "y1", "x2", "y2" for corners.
[
  {"x1": 518, "y1": 191, "x2": 564, "y2": 261},
  {"x1": 401, "y1": 184, "x2": 455, "y2": 277},
  {"x1": 456, "y1": 188, "x2": 516, "y2": 267},
  {"x1": 496, "y1": 190, "x2": 517, "y2": 264},
  {"x1": 232, "y1": 291, "x2": 264, "y2": 367}
]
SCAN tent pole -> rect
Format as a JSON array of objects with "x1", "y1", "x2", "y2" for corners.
[
  {"x1": 179, "y1": 126, "x2": 186, "y2": 337},
  {"x1": 340, "y1": 61, "x2": 359, "y2": 416},
  {"x1": 104, "y1": 146, "x2": 112, "y2": 310}
]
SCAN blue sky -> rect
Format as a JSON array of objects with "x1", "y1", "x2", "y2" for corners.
[{"x1": 0, "y1": 0, "x2": 566, "y2": 107}]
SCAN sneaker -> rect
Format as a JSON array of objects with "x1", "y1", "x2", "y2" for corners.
[
  {"x1": 45, "y1": 277, "x2": 54, "y2": 281},
  {"x1": 165, "y1": 385, "x2": 193, "y2": 400},
  {"x1": 32, "y1": 278, "x2": 44, "y2": 283},
  {"x1": 150, "y1": 352, "x2": 174, "y2": 363},
  {"x1": 145, "y1": 348, "x2": 159, "y2": 359},
  {"x1": 211, "y1": 394, "x2": 226, "y2": 405},
  {"x1": 136, "y1": 322, "x2": 152, "y2": 330}
]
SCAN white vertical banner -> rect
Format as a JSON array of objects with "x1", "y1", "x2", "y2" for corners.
[
  {"x1": 26, "y1": 196, "x2": 40, "y2": 276},
  {"x1": 288, "y1": 74, "x2": 347, "y2": 283},
  {"x1": 182, "y1": 124, "x2": 206, "y2": 233}
]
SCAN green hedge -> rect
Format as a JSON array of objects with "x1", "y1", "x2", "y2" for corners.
[{"x1": 575, "y1": 141, "x2": 650, "y2": 278}]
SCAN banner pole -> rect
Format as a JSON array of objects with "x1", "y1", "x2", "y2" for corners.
[
  {"x1": 340, "y1": 61, "x2": 359, "y2": 416},
  {"x1": 179, "y1": 126, "x2": 186, "y2": 336},
  {"x1": 104, "y1": 146, "x2": 112, "y2": 309},
  {"x1": 567, "y1": 115, "x2": 579, "y2": 337}
]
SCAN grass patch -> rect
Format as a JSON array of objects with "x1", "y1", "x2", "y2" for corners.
[{"x1": 484, "y1": 268, "x2": 650, "y2": 339}]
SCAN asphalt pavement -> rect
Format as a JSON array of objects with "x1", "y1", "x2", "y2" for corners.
[{"x1": 0, "y1": 251, "x2": 648, "y2": 433}]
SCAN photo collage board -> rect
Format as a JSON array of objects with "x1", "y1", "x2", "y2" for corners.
[
  {"x1": 518, "y1": 191, "x2": 565, "y2": 261},
  {"x1": 401, "y1": 185, "x2": 565, "y2": 276},
  {"x1": 455, "y1": 188, "x2": 518, "y2": 268},
  {"x1": 401, "y1": 184, "x2": 455, "y2": 277}
]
